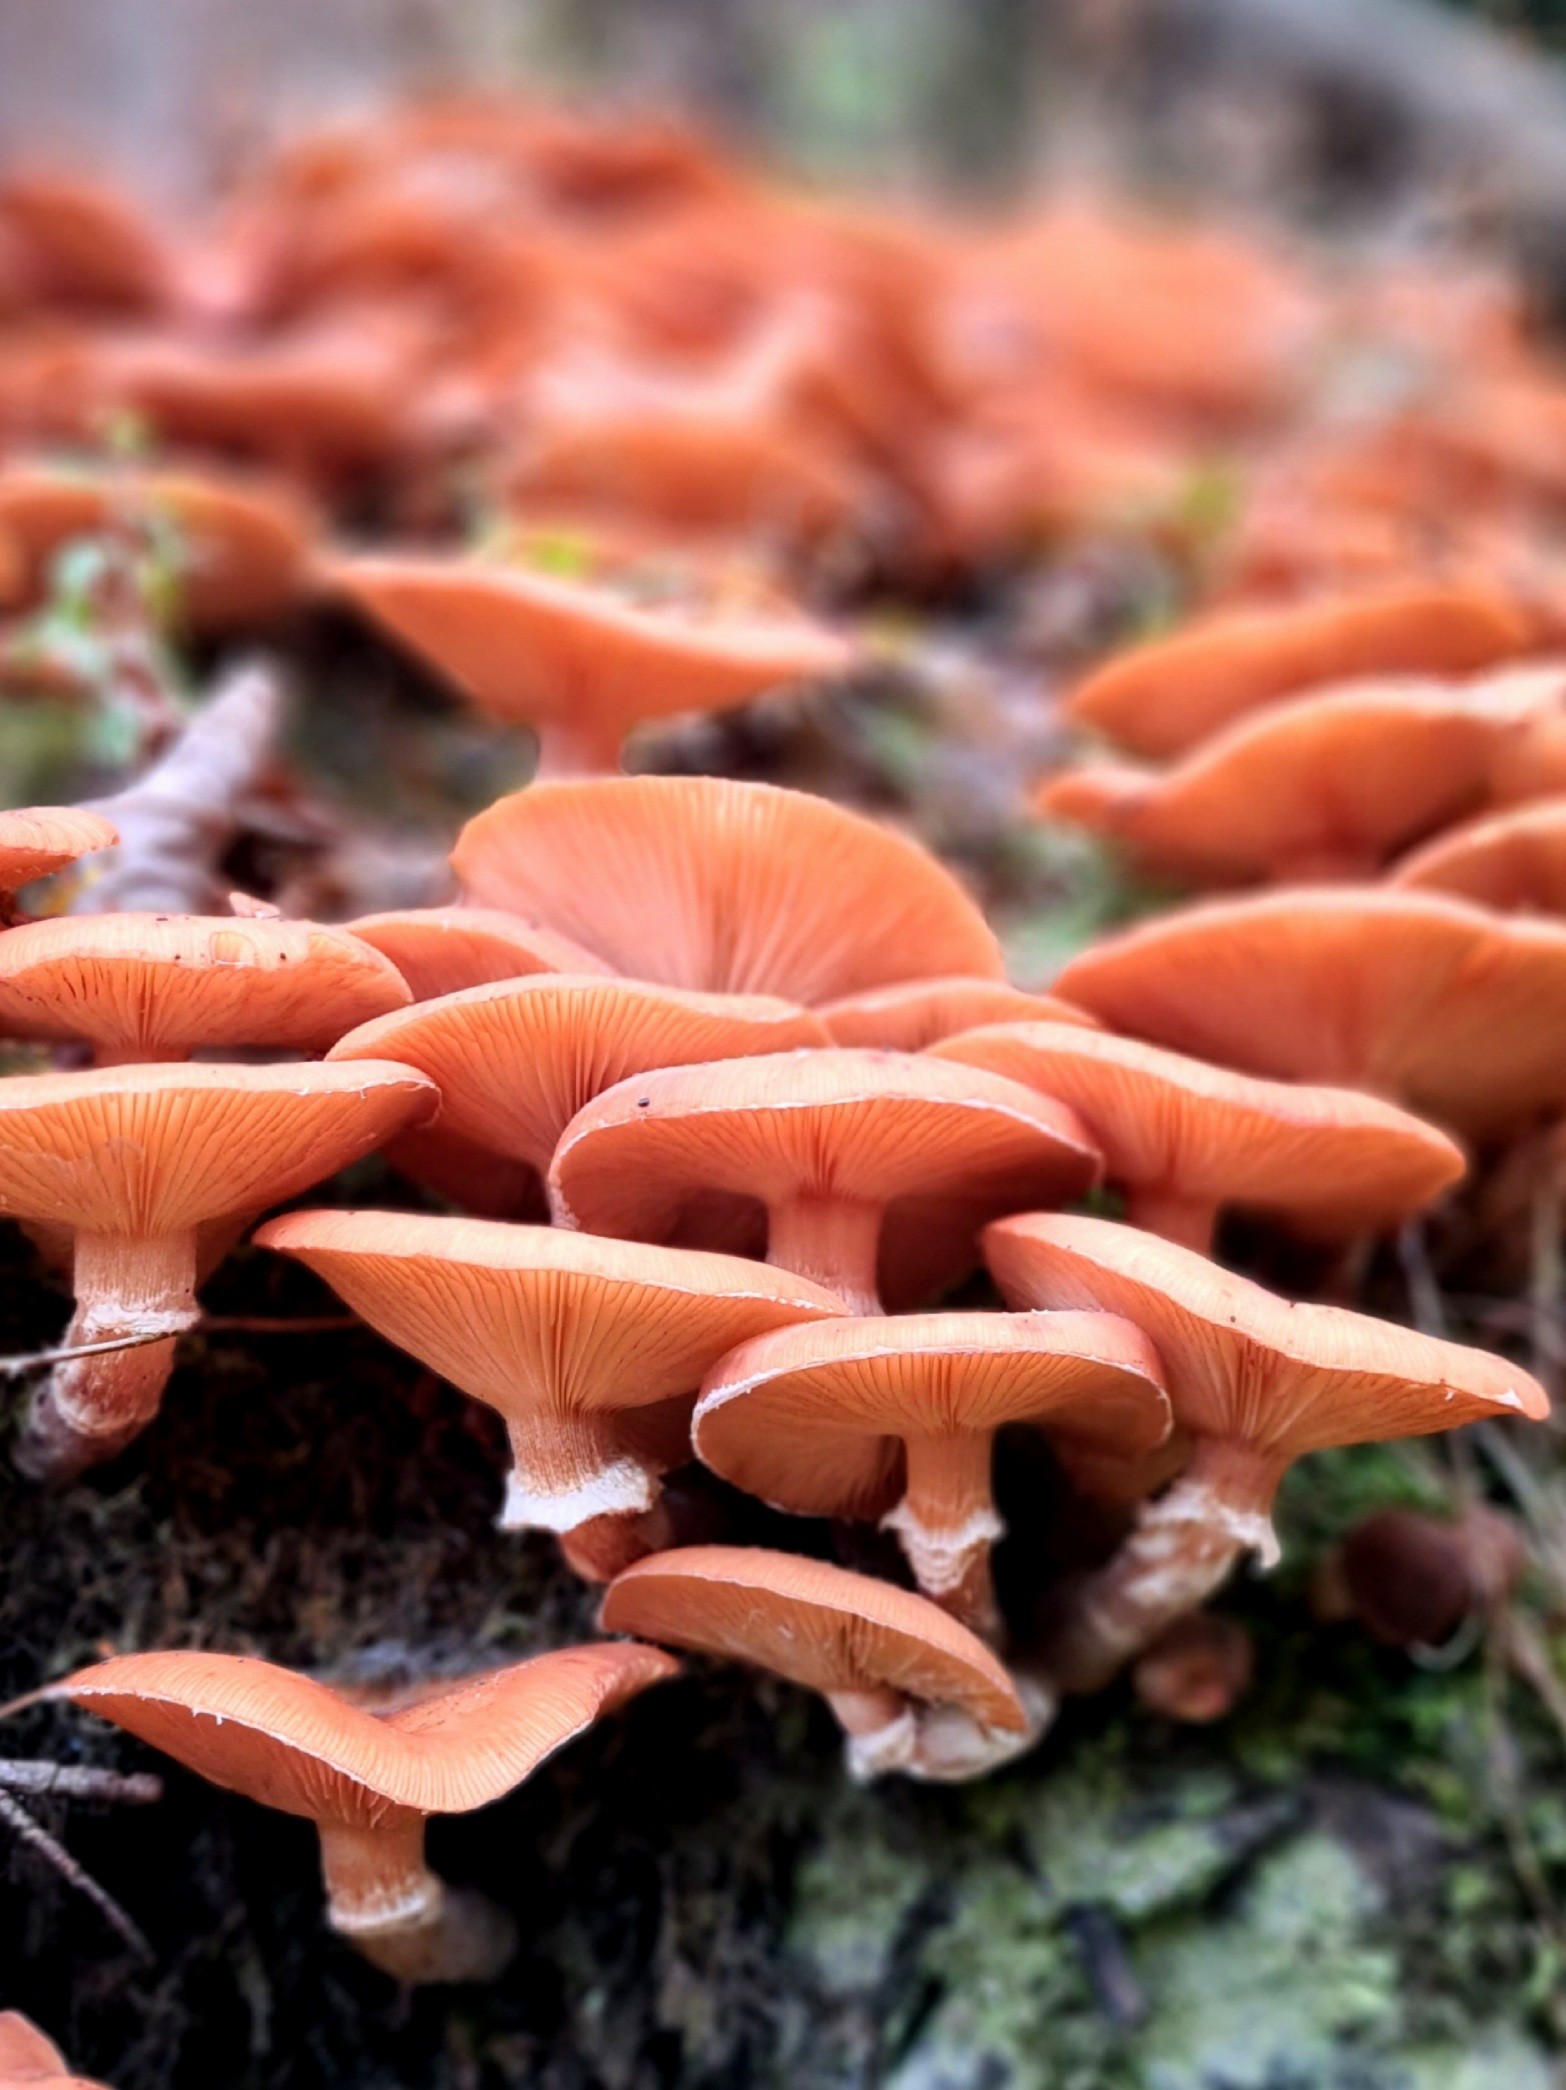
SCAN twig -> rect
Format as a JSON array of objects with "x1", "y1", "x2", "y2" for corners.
[
  {"x1": 0, "y1": 1313, "x2": 361, "y2": 1377},
  {"x1": 0, "y1": 1788, "x2": 152, "y2": 1962},
  {"x1": 0, "y1": 1327, "x2": 182, "y2": 1377},
  {"x1": 0, "y1": 1760, "x2": 161, "y2": 1805},
  {"x1": 79, "y1": 658, "x2": 286, "y2": 914}
]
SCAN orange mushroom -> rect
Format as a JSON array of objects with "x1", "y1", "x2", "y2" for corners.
[
  {"x1": 693, "y1": 1310, "x2": 1168, "y2": 1638},
  {"x1": 451, "y1": 776, "x2": 1005, "y2": 1000},
  {"x1": 12, "y1": 1643, "x2": 675, "y2": 1982},
  {"x1": 254, "y1": 1211, "x2": 844, "y2": 1578},
  {"x1": 0, "y1": 2012, "x2": 107, "y2": 2088},
  {"x1": 1051, "y1": 887, "x2": 1566, "y2": 1140},
  {"x1": 0, "y1": 173, "x2": 173, "y2": 314},
  {"x1": 819, "y1": 977, "x2": 1099, "y2": 1051},
  {"x1": 984, "y1": 1213, "x2": 1547, "y2": 1691},
  {"x1": 330, "y1": 553, "x2": 855, "y2": 776},
  {"x1": 2, "y1": 1061, "x2": 436, "y2": 1480},
  {"x1": 0, "y1": 461, "x2": 313, "y2": 633},
  {"x1": 1065, "y1": 585, "x2": 1533, "y2": 760},
  {"x1": 1131, "y1": 1614, "x2": 1253, "y2": 1724},
  {"x1": 549, "y1": 1049, "x2": 1100, "y2": 1314},
  {"x1": 601, "y1": 1545, "x2": 1032, "y2": 1780},
  {"x1": 1390, "y1": 797, "x2": 1566, "y2": 912},
  {"x1": 0, "y1": 807, "x2": 116, "y2": 922},
  {"x1": 930, "y1": 1021, "x2": 1465, "y2": 1252},
  {"x1": 1038, "y1": 674, "x2": 1566, "y2": 887},
  {"x1": 329, "y1": 974, "x2": 827, "y2": 1209},
  {"x1": 0, "y1": 913, "x2": 410, "y2": 1064},
  {"x1": 346, "y1": 906, "x2": 612, "y2": 999}
]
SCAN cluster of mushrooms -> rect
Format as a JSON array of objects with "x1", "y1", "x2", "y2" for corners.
[{"x1": 0, "y1": 716, "x2": 1550, "y2": 1992}]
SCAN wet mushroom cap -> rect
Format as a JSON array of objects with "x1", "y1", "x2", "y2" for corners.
[
  {"x1": 1064, "y1": 585, "x2": 1532, "y2": 759},
  {"x1": 600, "y1": 1545, "x2": 1026, "y2": 1732},
  {"x1": 451, "y1": 776, "x2": 1005, "y2": 1000},
  {"x1": 330, "y1": 553, "x2": 854, "y2": 733},
  {"x1": 25, "y1": 1642, "x2": 677, "y2": 1823},
  {"x1": 329, "y1": 974, "x2": 829, "y2": 1173},
  {"x1": 693, "y1": 1309, "x2": 1170, "y2": 1520},
  {"x1": 1390, "y1": 797, "x2": 1566, "y2": 912},
  {"x1": 252, "y1": 1209, "x2": 845, "y2": 1451},
  {"x1": 0, "y1": 1060, "x2": 436, "y2": 1233},
  {"x1": 931, "y1": 1021, "x2": 1466, "y2": 1236},
  {"x1": 1051, "y1": 886, "x2": 1566, "y2": 1139},
  {"x1": 0, "y1": 806, "x2": 117, "y2": 895},
  {"x1": 1037, "y1": 677, "x2": 1557, "y2": 885},
  {"x1": 548, "y1": 1048, "x2": 1101, "y2": 1244},
  {"x1": 346, "y1": 906, "x2": 613, "y2": 999},
  {"x1": 0, "y1": 2011, "x2": 104, "y2": 2088},
  {"x1": 983, "y1": 1212, "x2": 1548, "y2": 1459},
  {"x1": 819, "y1": 976, "x2": 1099, "y2": 1050}
]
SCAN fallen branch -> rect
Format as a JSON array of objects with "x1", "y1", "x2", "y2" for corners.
[
  {"x1": 79, "y1": 657, "x2": 287, "y2": 914},
  {"x1": 0, "y1": 1760, "x2": 161, "y2": 1805}
]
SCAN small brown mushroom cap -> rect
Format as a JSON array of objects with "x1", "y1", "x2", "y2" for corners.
[
  {"x1": 548, "y1": 1049, "x2": 1100, "y2": 1308},
  {"x1": 931, "y1": 1020, "x2": 1466, "y2": 1242},
  {"x1": 1065, "y1": 585, "x2": 1532, "y2": 759},
  {"x1": 1038, "y1": 677, "x2": 1560, "y2": 887},
  {"x1": 331, "y1": 553, "x2": 853, "y2": 762},
  {"x1": 1390, "y1": 797, "x2": 1566, "y2": 913},
  {"x1": 0, "y1": 913, "x2": 410, "y2": 1060},
  {"x1": 1131, "y1": 1613, "x2": 1253, "y2": 1723},
  {"x1": 253, "y1": 1210, "x2": 844, "y2": 1531},
  {"x1": 600, "y1": 1545, "x2": 1026, "y2": 1734},
  {"x1": 984, "y1": 1212, "x2": 1547, "y2": 1466},
  {"x1": 819, "y1": 976, "x2": 1099, "y2": 1050},
  {"x1": 693, "y1": 1309, "x2": 1169, "y2": 1521},
  {"x1": 23, "y1": 1642, "x2": 676, "y2": 1824},
  {"x1": 0, "y1": 807, "x2": 117, "y2": 902},
  {"x1": 329, "y1": 974, "x2": 828, "y2": 1176},
  {"x1": 0, "y1": 1060, "x2": 437, "y2": 1235},
  {"x1": 1051, "y1": 886, "x2": 1566, "y2": 1139},
  {"x1": 451, "y1": 777, "x2": 1005, "y2": 1002},
  {"x1": 347, "y1": 906, "x2": 612, "y2": 999}
]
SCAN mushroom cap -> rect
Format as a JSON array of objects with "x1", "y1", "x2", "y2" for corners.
[
  {"x1": 0, "y1": 2013, "x2": 70, "y2": 2078},
  {"x1": 548, "y1": 1049, "x2": 1100, "y2": 1245},
  {"x1": 1037, "y1": 678, "x2": 1552, "y2": 886},
  {"x1": 0, "y1": 461, "x2": 312, "y2": 631},
  {"x1": 0, "y1": 1060, "x2": 435, "y2": 1234},
  {"x1": 1051, "y1": 886, "x2": 1566, "y2": 1138},
  {"x1": 30, "y1": 1642, "x2": 676, "y2": 1826},
  {"x1": 451, "y1": 776, "x2": 1005, "y2": 1001},
  {"x1": 330, "y1": 973, "x2": 828, "y2": 1174},
  {"x1": 983, "y1": 1212, "x2": 1547, "y2": 1459},
  {"x1": 600, "y1": 1545, "x2": 1026, "y2": 1732},
  {"x1": 0, "y1": 806, "x2": 117, "y2": 896},
  {"x1": 693, "y1": 1309, "x2": 1170, "y2": 1520},
  {"x1": 0, "y1": 913, "x2": 410, "y2": 1056},
  {"x1": 253, "y1": 1209, "x2": 845, "y2": 1433},
  {"x1": 347, "y1": 906, "x2": 612, "y2": 999},
  {"x1": 819, "y1": 976, "x2": 1099, "y2": 1051},
  {"x1": 330, "y1": 553, "x2": 854, "y2": 735},
  {"x1": 1390, "y1": 797, "x2": 1566, "y2": 912},
  {"x1": 1065, "y1": 585, "x2": 1532, "y2": 759},
  {"x1": 931, "y1": 1021, "x2": 1466, "y2": 1238}
]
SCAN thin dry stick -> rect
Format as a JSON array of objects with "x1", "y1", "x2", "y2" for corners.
[
  {"x1": 0, "y1": 1761, "x2": 161, "y2": 1805},
  {"x1": 0, "y1": 1315, "x2": 361, "y2": 1378},
  {"x1": 0, "y1": 1788, "x2": 152, "y2": 1961}
]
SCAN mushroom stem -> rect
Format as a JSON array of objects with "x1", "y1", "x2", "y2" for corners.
[
  {"x1": 765, "y1": 1194, "x2": 882, "y2": 1314},
  {"x1": 825, "y1": 1686, "x2": 920, "y2": 1780},
  {"x1": 318, "y1": 1815, "x2": 516, "y2": 1985},
  {"x1": 1042, "y1": 1436, "x2": 1287, "y2": 1695},
  {"x1": 881, "y1": 1430, "x2": 1005, "y2": 1642},
  {"x1": 558, "y1": 1500, "x2": 674, "y2": 1581},
  {"x1": 499, "y1": 1409, "x2": 659, "y2": 1535},
  {"x1": 533, "y1": 716, "x2": 627, "y2": 781},
  {"x1": 16, "y1": 1230, "x2": 199, "y2": 1481},
  {"x1": 1122, "y1": 1185, "x2": 1220, "y2": 1255}
]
